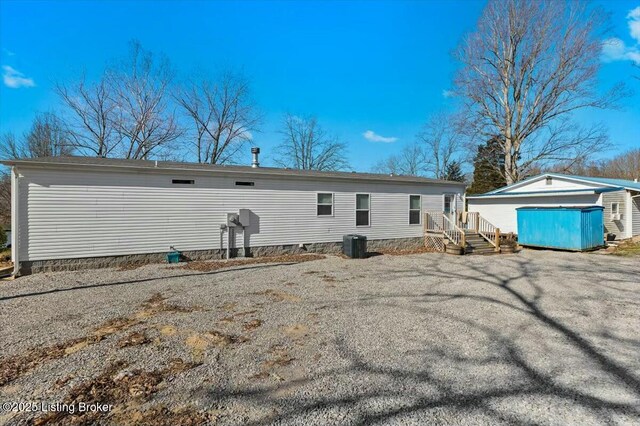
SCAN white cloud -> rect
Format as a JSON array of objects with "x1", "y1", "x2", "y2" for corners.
[
  {"x1": 629, "y1": 6, "x2": 640, "y2": 44},
  {"x1": 363, "y1": 130, "x2": 398, "y2": 143},
  {"x1": 442, "y1": 89, "x2": 454, "y2": 98},
  {"x1": 601, "y1": 6, "x2": 640, "y2": 65},
  {"x1": 601, "y1": 37, "x2": 640, "y2": 65},
  {"x1": 2, "y1": 65, "x2": 36, "y2": 88}
]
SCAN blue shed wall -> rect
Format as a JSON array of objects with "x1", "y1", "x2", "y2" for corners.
[{"x1": 516, "y1": 207, "x2": 604, "y2": 251}]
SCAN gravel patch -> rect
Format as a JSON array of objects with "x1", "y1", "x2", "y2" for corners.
[{"x1": 0, "y1": 250, "x2": 639, "y2": 425}]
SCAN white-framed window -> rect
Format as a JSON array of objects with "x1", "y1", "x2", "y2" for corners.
[
  {"x1": 409, "y1": 195, "x2": 421, "y2": 225},
  {"x1": 317, "y1": 193, "x2": 334, "y2": 216},
  {"x1": 611, "y1": 202, "x2": 620, "y2": 220},
  {"x1": 356, "y1": 193, "x2": 370, "y2": 227}
]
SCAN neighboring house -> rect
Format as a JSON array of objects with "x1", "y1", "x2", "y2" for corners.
[
  {"x1": 467, "y1": 173, "x2": 640, "y2": 239},
  {"x1": 2, "y1": 153, "x2": 465, "y2": 275}
]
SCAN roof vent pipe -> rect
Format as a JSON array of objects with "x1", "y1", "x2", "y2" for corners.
[{"x1": 251, "y1": 147, "x2": 260, "y2": 168}]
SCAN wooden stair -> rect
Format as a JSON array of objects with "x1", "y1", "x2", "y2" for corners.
[{"x1": 463, "y1": 232, "x2": 499, "y2": 255}]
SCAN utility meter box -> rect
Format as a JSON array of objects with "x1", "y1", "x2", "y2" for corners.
[
  {"x1": 226, "y1": 213, "x2": 240, "y2": 227},
  {"x1": 238, "y1": 209, "x2": 251, "y2": 227}
]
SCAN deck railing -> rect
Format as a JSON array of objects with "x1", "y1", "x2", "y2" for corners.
[
  {"x1": 442, "y1": 214, "x2": 466, "y2": 247},
  {"x1": 477, "y1": 215, "x2": 501, "y2": 250}
]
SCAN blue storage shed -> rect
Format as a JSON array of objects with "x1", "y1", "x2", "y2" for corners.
[{"x1": 516, "y1": 206, "x2": 604, "y2": 251}]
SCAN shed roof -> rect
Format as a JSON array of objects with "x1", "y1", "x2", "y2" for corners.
[
  {"x1": 1, "y1": 156, "x2": 466, "y2": 187},
  {"x1": 469, "y1": 172, "x2": 640, "y2": 198}
]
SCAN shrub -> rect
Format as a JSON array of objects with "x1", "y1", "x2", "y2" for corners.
[{"x1": 0, "y1": 225, "x2": 6, "y2": 248}]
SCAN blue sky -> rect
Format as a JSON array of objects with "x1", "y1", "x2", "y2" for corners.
[{"x1": 1, "y1": 0, "x2": 639, "y2": 171}]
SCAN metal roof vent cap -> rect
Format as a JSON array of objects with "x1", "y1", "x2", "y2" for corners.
[{"x1": 251, "y1": 147, "x2": 260, "y2": 168}]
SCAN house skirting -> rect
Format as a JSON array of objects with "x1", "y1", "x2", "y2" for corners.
[{"x1": 18, "y1": 237, "x2": 424, "y2": 275}]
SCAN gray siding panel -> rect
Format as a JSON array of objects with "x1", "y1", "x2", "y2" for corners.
[
  {"x1": 18, "y1": 167, "x2": 464, "y2": 261},
  {"x1": 632, "y1": 196, "x2": 640, "y2": 237},
  {"x1": 602, "y1": 191, "x2": 626, "y2": 238}
]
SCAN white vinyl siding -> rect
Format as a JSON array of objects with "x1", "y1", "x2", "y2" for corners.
[
  {"x1": 467, "y1": 194, "x2": 601, "y2": 234},
  {"x1": 502, "y1": 176, "x2": 609, "y2": 193},
  {"x1": 602, "y1": 191, "x2": 626, "y2": 239},
  {"x1": 16, "y1": 167, "x2": 465, "y2": 261},
  {"x1": 632, "y1": 195, "x2": 640, "y2": 237}
]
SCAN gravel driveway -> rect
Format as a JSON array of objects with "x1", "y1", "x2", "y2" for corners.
[{"x1": 1, "y1": 250, "x2": 639, "y2": 425}]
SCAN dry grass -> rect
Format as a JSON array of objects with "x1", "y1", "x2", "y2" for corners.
[
  {"x1": 612, "y1": 239, "x2": 640, "y2": 257},
  {"x1": 174, "y1": 253, "x2": 325, "y2": 272},
  {"x1": 0, "y1": 293, "x2": 197, "y2": 386},
  {"x1": 33, "y1": 359, "x2": 201, "y2": 425},
  {"x1": 117, "y1": 331, "x2": 151, "y2": 348}
]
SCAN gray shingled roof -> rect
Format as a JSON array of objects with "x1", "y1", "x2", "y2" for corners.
[{"x1": 1, "y1": 156, "x2": 466, "y2": 186}]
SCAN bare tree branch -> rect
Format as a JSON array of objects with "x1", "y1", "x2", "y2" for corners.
[
  {"x1": 417, "y1": 113, "x2": 464, "y2": 179},
  {"x1": 274, "y1": 114, "x2": 349, "y2": 171},
  {"x1": 174, "y1": 71, "x2": 260, "y2": 164},
  {"x1": 107, "y1": 40, "x2": 182, "y2": 160},
  {"x1": 455, "y1": 0, "x2": 624, "y2": 184},
  {"x1": 1, "y1": 113, "x2": 74, "y2": 160},
  {"x1": 56, "y1": 73, "x2": 121, "y2": 157}
]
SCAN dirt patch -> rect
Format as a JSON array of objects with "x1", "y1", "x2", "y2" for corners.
[
  {"x1": 375, "y1": 247, "x2": 438, "y2": 256},
  {"x1": 283, "y1": 324, "x2": 310, "y2": 341},
  {"x1": 158, "y1": 325, "x2": 177, "y2": 336},
  {"x1": 94, "y1": 317, "x2": 140, "y2": 337},
  {"x1": 0, "y1": 335, "x2": 104, "y2": 386},
  {"x1": 252, "y1": 345, "x2": 296, "y2": 381},
  {"x1": 136, "y1": 293, "x2": 201, "y2": 318},
  {"x1": 117, "y1": 331, "x2": 151, "y2": 348},
  {"x1": 33, "y1": 359, "x2": 199, "y2": 425},
  {"x1": 117, "y1": 262, "x2": 149, "y2": 271},
  {"x1": 175, "y1": 253, "x2": 325, "y2": 272},
  {"x1": 252, "y1": 289, "x2": 301, "y2": 303},
  {"x1": 0, "y1": 294, "x2": 197, "y2": 387},
  {"x1": 243, "y1": 319, "x2": 263, "y2": 331},
  {"x1": 185, "y1": 330, "x2": 248, "y2": 362}
]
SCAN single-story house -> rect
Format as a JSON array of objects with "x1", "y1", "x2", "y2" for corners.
[
  {"x1": 467, "y1": 173, "x2": 640, "y2": 239},
  {"x1": 2, "y1": 151, "x2": 465, "y2": 275}
]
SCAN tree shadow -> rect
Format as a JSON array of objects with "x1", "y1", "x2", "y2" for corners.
[
  {"x1": 199, "y1": 255, "x2": 640, "y2": 424},
  {"x1": 0, "y1": 262, "x2": 295, "y2": 303}
]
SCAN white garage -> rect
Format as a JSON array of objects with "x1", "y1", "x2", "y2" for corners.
[{"x1": 467, "y1": 173, "x2": 640, "y2": 239}]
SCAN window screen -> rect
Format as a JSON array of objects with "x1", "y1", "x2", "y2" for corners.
[
  {"x1": 356, "y1": 194, "x2": 370, "y2": 226},
  {"x1": 317, "y1": 193, "x2": 333, "y2": 216},
  {"x1": 409, "y1": 195, "x2": 421, "y2": 225}
]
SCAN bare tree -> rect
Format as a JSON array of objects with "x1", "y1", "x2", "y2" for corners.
[
  {"x1": 454, "y1": 0, "x2": 624, "y2": 184},
  {"x1": 274, "y1": 114, "x2": 349, "y2": 171},
  {"x1": 108, "y1": 40, "x2": 182, "y2": 160},
  {"x1": 0, "y1": 112, "x2": 74, "y2": 160},
  {"x1": 549, "y1": 148, "x2": 640, "y2": 180},
  {"x1": 174, "y1": 71, "x2": 260, "y2": 164},
  {"x1": 416, "y1": 113, "x2": 463, "y2": 179},
  {"x1": 372, "y1": 143, "x2": 426, "y2": 176},
  {"x1": 0, "y1": 173, "x2": 8, "y2": 225},
  {"x1": 56, "y1": 74, "x2": 120, "y2": 157}
]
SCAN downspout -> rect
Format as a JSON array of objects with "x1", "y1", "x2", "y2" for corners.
[{"x1": 11, "y1": 167, "x2": 19, "y2": 277}]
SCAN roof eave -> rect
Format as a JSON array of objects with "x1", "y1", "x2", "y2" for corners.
[{"x1": 4, "y1": 159, "x2": 466, "y2": 187}]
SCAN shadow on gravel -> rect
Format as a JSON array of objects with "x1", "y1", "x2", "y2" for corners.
[
  {"x1": 202, "y1": 256, "x2": 640, "y2": 424},
  {"x1": 0, "y1": 263, "x2": 293, "y2": 303}
]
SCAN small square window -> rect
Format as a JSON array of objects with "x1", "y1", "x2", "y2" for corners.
[
  {"x1": 611, "y1": 202, "x2": 619, "y2": 215},
  {"x1": 317, "y1": 193, "x2": 333, "y2": 216}
]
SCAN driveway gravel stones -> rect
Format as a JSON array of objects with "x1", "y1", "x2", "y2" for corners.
[{"x1": 0, "y1": 250, "x2": 639, "y2": 425}]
